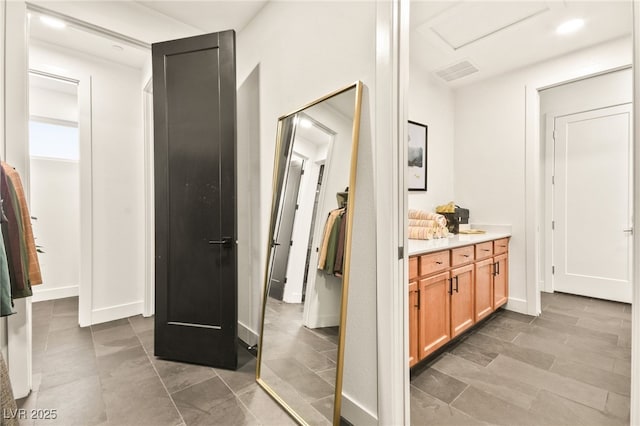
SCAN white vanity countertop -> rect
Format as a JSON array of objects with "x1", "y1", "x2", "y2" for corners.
[{"x1": 408, "y1": 232, "x2": 511, "y2": 256}]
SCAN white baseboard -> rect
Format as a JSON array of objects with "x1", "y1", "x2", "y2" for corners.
[
  {"x1": 91, "y1": 301, "x2": 144, "y2": 325},
  {"x1": 341, "y1": 392, "x2": 377, "y2": 425},
  {"x1": 238, "y1": 320, "x2": 259, "y2": 346},
  {"x1": 505, "y1": 297, "x2": 528, "y2": 315},
  {"x1": 31, "y1": 284, "x2": 79, "y2": 302}
]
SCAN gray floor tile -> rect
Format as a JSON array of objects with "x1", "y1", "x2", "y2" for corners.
[
  {"x1": 172, "y1": 376, "x2": 257, "y2": 426},
  {"x1": 566, "y1": 334, "x2": 631, "y2": 361},
  {"x1": 91, "y1": 318, "x2": 130, "y2": 333},
  {"x1": 128, "y1": 315, "x2": 154, "y2": 335},
  {"x1": 153, "y1": 357, "x2": 217, "y2": 394},
  {"x1": 613, "y1": 358, "x2": 631, "y2": 377},
  {"x1": 549, "y1": 358, "x2": 630, "y2": 396},
  {"x1": 238, "y1": 385, "x2": 298, "y2": 426},
  {"x1": 92, "y1": 323, "x2": 140, "y2": 357},
  {"x1": 529, "y1": 389, "x2": 624, "y2": 426},
  {"x1": 215, "y1": 351, "x2": 257, "y2": 395},
  {"x1": 473, "y1": 322, "x2": 521, "y2": 342},
  {"x1": 410, "y1": 386, "x2": 485, "y2": 426},
  {"x1": 451, "y1": 386, "x2": 537, "y2": 426},
  {"x1": 464, "y1": 332, "x2": 555, "y2": 370},
  {"x1": 497, "y1": 309, "x2": 535, "y2": 324},
  {"x1": 412, "y1": 367, "x2": 468, "y2": 404},
  {"x1": 432, "y1": 353, "x2": 539, "y2": 410},
  {"x1": 44, "y1": 326, "x2": 93, "y2": 354},
  {"x1": 310, "y1": 395, "x2": 335, "y2": 423},
  {"x1": 316, "y1": 368, "x2": 336, "y2": 387},
  {"x1": 34, "y1": 374, "x2": 106, "y2": 426},
  {"x1": 532, "y1": 317, "x2": 619, "y2": 345},
  {"x1": 264, "y1": 358, "x2": 334, "y2": 403},
  {"x1": 39, "y1": 346, "x2": 98, "y2": 391},
  {"x1": 538, "y1": 309, "x2": 579, "y2": 325},
  {"x1": 487, "y1": 354, "x2": 608, "y2": 411},
  {"x1": 513, "y1": 331, "x2": 616, "y2": 372},
  {"x1": 48, "y1": 314, "x2": 79, "y2": 332},
  {"x1": 605, "y1": 392, "x2": 630, "y2": 421},
  {"x1": 448, "y1": 341, "x2": 497, "y2": 367},
  {"x1": 101, "y1": 373, "x2": 183, "y2": 426}
]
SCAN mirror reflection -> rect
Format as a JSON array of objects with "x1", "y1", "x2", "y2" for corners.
[{"x1": 257, "y1": 82, "x2": 362, "y2": 425}]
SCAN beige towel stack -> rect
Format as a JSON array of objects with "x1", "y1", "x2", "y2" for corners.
[{"x1": 408, "y1": 209, "x2": 449, "y2": 240}]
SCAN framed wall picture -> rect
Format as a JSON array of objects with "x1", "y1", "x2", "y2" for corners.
[{"x1": 408, "y1": 120, "x2": 428, "y2": 191}]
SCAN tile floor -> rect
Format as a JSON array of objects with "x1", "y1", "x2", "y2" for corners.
[
  {"x1": 410, "y1": 292, "x2": 631, "y2": 425},
  {"x1": 17, "y1": 297, "x2": 297, "y2": 426},
  {"x1": 259, "y1": 298, "x2": 339, "y2": 425},
  {"x1": 15, "y1": 292, "x2": 633, "y2": 425}
]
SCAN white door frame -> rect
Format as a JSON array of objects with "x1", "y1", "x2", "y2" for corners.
[
  {"x1": 143, "y1": 77, "x2": 154, "y2": 317},
  {"x1": 28, "y1": 69, "x2": 94, "y2": 329},
  {"x1": 544, "y1": 102, "x2": 633, "y2": 302}
]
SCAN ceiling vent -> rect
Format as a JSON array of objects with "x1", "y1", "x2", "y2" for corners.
[{"x1": 435, "y1": 60, "x2": 479, "y2": 82}]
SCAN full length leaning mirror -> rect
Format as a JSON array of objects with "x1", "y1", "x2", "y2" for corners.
[{"x1": 256, "y1": 81, "x2": 363, "y2": 425}]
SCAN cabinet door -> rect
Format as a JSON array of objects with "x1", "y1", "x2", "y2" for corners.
[
  {"x1": 450, "y1": 264, "x2": 475, "y2": 338},
  {"x1": 475, "y1": 258, "x2": 494, "y2": 322},
  {"x1": 409, "y1": 281, "x2": 419, "y2": 367},
  {"x1": 419, "y1": 272, "x2": 451, "y2": 358},
  {"x1": 494, "y1": 253, "x2": 509, "y2": 309}
]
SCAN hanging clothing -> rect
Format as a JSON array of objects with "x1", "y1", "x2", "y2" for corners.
[
  {"x1": 318, "y1": 207, "x2": 347, "y2": 277},
  {"x1": 317, "y1": 209, "x2": 342, "y2": 269},
  {"x1": 0, "y1": 166, "x2": 29, "y2": 299},
  {"x1": 3, "y1": 163, "x2": 42, "y2": 286},
  {"x1": 333, "y1": 207, "x2": 348, "y2": 277},
  {"x1": 0, "y1": 226, "x2": 14, "y2": 317},
  {"x1": 323, "y1": 210, "x2": 343, "y2": 274}
]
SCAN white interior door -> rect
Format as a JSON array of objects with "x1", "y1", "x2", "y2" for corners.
[{"x1": 553, "y1": 103, "x2": 632, "y2": 303}]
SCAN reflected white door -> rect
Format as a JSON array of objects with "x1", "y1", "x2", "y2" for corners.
[{"x1": 553, "y1": 103, "x2": 632, "y2": 302}]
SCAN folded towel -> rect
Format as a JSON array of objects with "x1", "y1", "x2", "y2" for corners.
[
  {"x1": 408, "y1": 209, "x2": 447, "y2": 227},
  {"x1": 408, "y1": 219, "x2": 437, "y2": 227},
  {"x1": 435, "y1": 201, "x2": 456, "y2": 214},
  {"x1": 408, "y1": 226, "x2": 434, "y2": 240}
]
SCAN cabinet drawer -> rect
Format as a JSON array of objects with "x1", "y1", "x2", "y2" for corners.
[
  {"x1": 475, "y1": 241, "x2": 493, "y2": 260},
  {"x1": 409, "y1": 257, "x2": 419, "y2": 280},
  {"x1": 494, "y1": 238, "x2": 509, "y2": 254},
  {"x1": 420, "y1": 251, "x2": 450, "y2": 275},
  {"x1": 451, "y1": 245, "x2": 474, "y2": 267}
]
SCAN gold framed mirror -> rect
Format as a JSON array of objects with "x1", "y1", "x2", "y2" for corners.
[{"x1": 256, "y1": 81, "x2": 363, "y2": 425}]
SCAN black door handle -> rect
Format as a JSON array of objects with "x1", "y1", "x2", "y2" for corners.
[
  {"x1": 455, "y1": 276, "x2": 459, "y2": 293},
  {"x1": 209, "y1": 236, "x2": 232, "y2": 248}
]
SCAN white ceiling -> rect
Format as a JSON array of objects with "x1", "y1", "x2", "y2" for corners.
[
  {"x1": 28, "y1": 1, "x2": 633, "y2": 83},
  {"x1": 135, "y1": 1, "x2": 267, "y2": 34},
  {"x1": 27, "y1": 0, "x2": 269, "y2": 69},
  {"x1": 411, "y1": 1, "x2": 633, "y2": 87}
]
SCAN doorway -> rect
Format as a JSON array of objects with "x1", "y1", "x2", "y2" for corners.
[
  {"x1": 28, "y1": 72, "x2": 81, "y2": 303},
  {"x1": 541, "y1": 68, "x2": 633, "y2": 303}
]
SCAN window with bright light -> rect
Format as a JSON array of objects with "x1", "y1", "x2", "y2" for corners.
[{"x1": 29, "y1": 120, "x2": 79, "y2": 161}]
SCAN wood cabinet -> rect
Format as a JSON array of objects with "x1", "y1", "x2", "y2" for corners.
[
  {"x1": 493, "y1": 252, "x2": 509, "y2": 308},
  {"x1": 450, "y1": 264, "x2": 475, "y2": 338},
  {"x1": 408, "y1": 281, "x2": 419, "y2": 367},
  {"x1": 419, "y1": 272, "x2": 451, "y2": 358},
  {"x1": 408, "y1": 236, "x2": 510, "y2": 366},
  {"x1": 474, "y1": 258, "x2": 494, "y2": 322}
]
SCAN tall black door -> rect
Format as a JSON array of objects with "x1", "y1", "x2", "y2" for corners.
[{"x1": 152, "y1": 31, "x2": 237, "y2": 369}]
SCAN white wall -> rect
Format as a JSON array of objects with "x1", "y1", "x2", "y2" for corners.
[
  {"x1": 30, "y1": 158, "x2": 80, "y2": 301},
  {"x1": 453, "y1": 36, "x2": 632, "y2": 313},
  {"x1": 0, "y1": 0, "x2": 7, "y2": 361},
  {"x1": 236, "y1": 1, "x2": 378, "y2": 422},
  {"x1": 30, "y1": 40, "x2": 146, "y2": 323},
  {"x1": 302, "y1": 101, "x2": 354, "y2": 329},
  {"x1": 408, "y1": 59, "x2": 455, "y2": 212}
]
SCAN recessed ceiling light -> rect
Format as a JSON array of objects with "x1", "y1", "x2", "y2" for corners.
[
  {"x1": 556, "y1": 18, "x2": 584, "y2": 35},
  {"x1": 39, "y1": 15, "x2": 66, "y2": 30}
]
